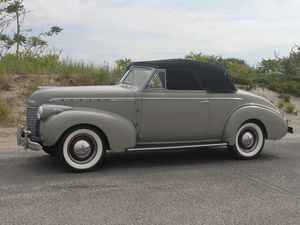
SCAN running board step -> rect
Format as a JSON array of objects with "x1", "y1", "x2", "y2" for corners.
[{"x1": 126, "y1": 143, "x2": 228, "y2": 152}]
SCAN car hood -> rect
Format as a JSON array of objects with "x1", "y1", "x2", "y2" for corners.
[{"x1": 28, "y1": 85, "x2": 136, "y2": 106}]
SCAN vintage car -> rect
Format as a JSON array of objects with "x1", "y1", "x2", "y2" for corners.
[{"x1": 17, "y1": 59, "x2": 293, "y2": 172}]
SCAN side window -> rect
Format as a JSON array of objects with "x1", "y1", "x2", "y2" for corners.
[
  {"x1": 166, "y1": 69, "x2": 202, "y2": 90},
  {"x1": 148, "y1": 70, "x2": 166, "y2": 89}
]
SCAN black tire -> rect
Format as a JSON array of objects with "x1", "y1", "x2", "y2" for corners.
[
  {"x1": 57, "y1": 126, "x2": 106, "y2": 172},
  {"x1": 43, "y1": 146, "x2": 56, "y2": 156},
  {"x1": 228, "y1": 122, "x2": 265, "y2": 159}
]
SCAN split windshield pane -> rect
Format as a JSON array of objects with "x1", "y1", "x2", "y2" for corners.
[{"x1": 122, "y1": 67, "x2": 155, "y2": 87}]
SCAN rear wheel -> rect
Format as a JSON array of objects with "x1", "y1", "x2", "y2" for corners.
[
  {"x1": 58, "y1": 126, "x2": 106, "y2": 172},
  {"x1": 229, "y1": 122, "x2": 265, "y2": 159}
]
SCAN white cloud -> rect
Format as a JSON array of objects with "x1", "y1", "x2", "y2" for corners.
[{"x1": 22, "y1": 0, "x2": 300, "y2": 64}]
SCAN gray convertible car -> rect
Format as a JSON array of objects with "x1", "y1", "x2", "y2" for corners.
[{"x1": 17, "y1": 59, "x2": 293, "y2": 172}]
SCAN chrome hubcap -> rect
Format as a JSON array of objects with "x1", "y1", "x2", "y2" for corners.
[
  {"x1": 241, "y1": 132, "x2": 254, "y2": 148},
  {"x1": 238, "y1": 127, "x2": 258, "y2": 152},
  {"x1": 73, "y1": 140, "x2": 91, "y2": 158},
  {"x1": 67, "y1": 134, "x2": 97, "y2": 164}
]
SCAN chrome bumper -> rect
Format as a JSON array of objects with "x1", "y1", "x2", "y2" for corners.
[
  {"x1": 17, "y1": 125, "x2": 42, "y2": 151},
  {"x1": 286, "y1": 120, "x2": 294, "y2": 134}
]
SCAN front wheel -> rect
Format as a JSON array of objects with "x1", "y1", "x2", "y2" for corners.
[
  {"x1": 58, "y1": 126, "x2": 106, "y2": 172},
  {"x1": 229, "y1": 122, "x2": 265, "y2": 159}
]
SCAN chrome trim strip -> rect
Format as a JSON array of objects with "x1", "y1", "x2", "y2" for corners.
[
  {"x1": 126, "y1": 143, "x2": 228, "y2": 151},
  {"x1": 137, "y1": 139, "x2": 221, "y2": 145},
  {"x1": 49, "y1": 97, "x2": 136, "y2": 103},
  {"x1": 199, "y1": 100, "x2": 209, "y2": 104},
  {"x1": 141, "y1": 97, "x2": 208, "y2": 100},
  {"x1": 141, "y1": 97, "x2": 242, "y2": 100},
  {"x1": 209, "y1": 97, "x2": 243, "y2": 100},
  {"x1": 49, "y1": 97, "x2": 243, "y2": 102},
  {"x1": 247, "y1": 103, "x2": 281, "y2": 115}
]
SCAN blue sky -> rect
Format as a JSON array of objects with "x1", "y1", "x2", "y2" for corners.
[{"x1": 24, "y1": 0, "x2": 300, "y2": 65}]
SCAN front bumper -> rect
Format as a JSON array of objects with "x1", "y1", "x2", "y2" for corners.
[
  {"x1": 17, "y1": 125, "x2": 42, "y2": 151},
  {"x1": 286, "y1": 120, "x2": 294, "y2": 134}
]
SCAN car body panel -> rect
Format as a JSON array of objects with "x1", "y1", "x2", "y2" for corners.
[
  {"x1": 30, "y1": 85, "x2": 136, "y2": 106},
  {"x1": 207, "y1": 90, "x2": 283, "y2": 140},
  {"x1": 139, "y1": 89, "x2": 208, "y2": 142},
  {"x1": 40, "y1": 108, "x2": 136, "y2": 151},
  {"x1": 30, "y1": 85, "x2": 138, "y2": 127}
]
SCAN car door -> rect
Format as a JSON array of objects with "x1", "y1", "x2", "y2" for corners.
[{"x1": 139, "y1": 68, "x2": 209, "y2": 143}]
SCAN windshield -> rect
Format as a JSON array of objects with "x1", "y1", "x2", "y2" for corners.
[{"x1": 121, "y1": 67, "x2": 155, "y2": 87}]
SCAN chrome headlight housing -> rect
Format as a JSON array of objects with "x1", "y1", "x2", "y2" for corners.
[
  {"x1": 37, "y1": 106, "x2": 43, "y2": 120},
  {"x1": 36, "y1": 105, "x2": 72, "y2": 121}
]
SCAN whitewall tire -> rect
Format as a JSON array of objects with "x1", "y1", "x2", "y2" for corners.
[
  {"x1": 229, "y1": 122, "x2": 265, "y2": 159},
  {"x1": 58, "y1": 126, "x2": 106, "y2": 172}
]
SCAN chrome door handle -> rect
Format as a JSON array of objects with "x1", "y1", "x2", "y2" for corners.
[{"x1": 199, "y1": 100, "x2": 209, "y2": 104}]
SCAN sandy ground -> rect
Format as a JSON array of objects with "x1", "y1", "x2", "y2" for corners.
[
  {"x1": 251, "y1": 88, "x2": 300, "y2": 133},
  {"x1": 0, "y1": 88, "x2": 299, "y2": 147},
  {"x1": 0, "y1": 128, "x2": 16, "y2": 151}
]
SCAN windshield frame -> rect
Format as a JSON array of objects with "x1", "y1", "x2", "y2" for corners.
[{"x1": 119, "y1": 66, "x2": 157, "y2": 89}]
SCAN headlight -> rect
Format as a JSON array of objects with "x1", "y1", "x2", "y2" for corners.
[
  {"x1": 37, "y1": 106, "x2": 43, "y2": 120},
  {"x1": 36, "y1": 105, "x2": 72, "y2": 121}
]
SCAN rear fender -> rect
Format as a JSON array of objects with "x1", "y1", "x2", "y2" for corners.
[{"x1": 223, "y1": 105, "x2": 287, "y2": 145}]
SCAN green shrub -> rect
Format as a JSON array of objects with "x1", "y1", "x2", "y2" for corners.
[
  {"x1": 1, "y1": 51, "x2": 300, "y2": 97},
  {"x1": 278, "y1": 93, "x2": 290, "y2": 103},
  {"x1": 284, "y1": 103, "x2": 296, "y2": 114}
]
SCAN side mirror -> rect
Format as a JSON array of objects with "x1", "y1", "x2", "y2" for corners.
[{"x1": 147, "y1": 81, "x2": 155, "y2": 88}]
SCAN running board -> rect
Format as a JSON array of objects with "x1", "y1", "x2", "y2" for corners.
[{"x1": 126, "y1": 143, "x2": 228, "y2": 152}]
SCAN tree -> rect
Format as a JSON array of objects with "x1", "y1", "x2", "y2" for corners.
[
  {"x1": 0, "y1": 0, "x2": 26, "y2": 55},
  {"x1": 0, "y1": 0, "x2": 62, "y2": 57},
  {"x1": 185, "y1": 52, "x2": 225, "y2": 68},
  {"x1": 0, "y1": 0, "x2": 15, "y2": 55},
  {"x1": 0, "y1": 0, "x2": 14, "y2": 32},
  {"x1": 115, "y1": 58, "x2": 131, "y2": 72},
  {"x1": 257, "y1": 46, "x2": 300, "y2": 76},
  {"x1": 110, "y1": 58, "x2": 132, "y2": 84},
  {"x1": 25, "y1": 26, "x2": 63, "y2": 55},
  {"x1": 6, "y1": 0, "x2": 26, "y2": 54}
]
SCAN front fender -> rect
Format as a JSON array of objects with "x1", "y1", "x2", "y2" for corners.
[
  {"x1": 40, "y1": 108, "x2": 136, "y2": 152},
  {"x1": 223, "y1": 105, "x2": 288, "y2": 145}
]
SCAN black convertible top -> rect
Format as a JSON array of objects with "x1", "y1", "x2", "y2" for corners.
[{"x1": 130, "y1": 59, "x2": 236, "y2": 93}]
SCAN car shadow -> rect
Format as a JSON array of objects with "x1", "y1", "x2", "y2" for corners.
[
  {"x1": 99, "y1": 147, "x2": 254, "y2": 171},
  {"x1": 22, "y1": 146, "x2": 278, "y2": 174},
  {"x1": 22, "y1": 154, "x2": 66, "y2": 174},
  {"x1": 99, "y1": 142, "x2": 280, "y2": 171}
]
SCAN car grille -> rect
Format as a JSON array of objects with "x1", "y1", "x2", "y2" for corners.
[{"x1": 27, "y1": 106, "x2": 40, "y2": 141}]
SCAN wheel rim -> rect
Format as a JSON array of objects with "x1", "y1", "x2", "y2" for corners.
[
  {"x1": 238, "y1": 128, "x2": 258, "y2": 152},
  {"x1": 67, "y1": 134, "x2": 97, "y2": 164}
]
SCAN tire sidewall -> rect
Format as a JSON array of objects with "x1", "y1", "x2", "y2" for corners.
[{"x1": 59, "y1": 127, "x2": 105, "y2": 172}]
